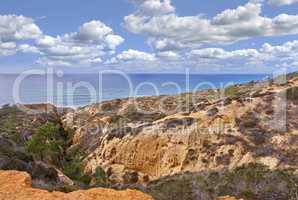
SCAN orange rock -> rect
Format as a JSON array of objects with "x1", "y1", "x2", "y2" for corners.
[
  {"x1": 0, "y1": 170, "x2": 153, "y2": 200},
  {"x1": 217, "y1": 196, "x2": 243, "y2": 200}
]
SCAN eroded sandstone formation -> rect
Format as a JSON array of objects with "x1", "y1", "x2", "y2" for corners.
[
  {"x1": 0, "y1": 170, "x2": 153, "y2": 200},
  {"x1": 62, "y1": 73, "x2": 298, "y2": 187},
  {"x1": 1, "y1": 73, "x2": 298, "y2": 200}
]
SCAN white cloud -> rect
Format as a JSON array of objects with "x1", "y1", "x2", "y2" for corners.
[
  {"x1": 0, "y1": 15, "x2": 42, "y2": 42},
  {"x1": 74, "y1": 20, "x2": 113, "y2": 42},
  {"x1": 105, "y1": 40, "x2": 298, "y2": 72},
  {"x1": 104, "y1": 34, "x2": 125, "y2": 49},
  {"x1": 105, "y1": 48, "x2": 191, "y2": 72},
  {"x1": 18, "y1": 44, "x2": 39, "y2": 54},
  {"x1": 36, "y1": 35, "x2": 56, "y2": 47},
  {"x1": 189, "y1": 48, "x2": 260, "y2": 59},
  {"x1": 103, "y1": 35, "x2": 298, "y2": 72},
  {"x1": 0, "y1": 15, "x2": 42, "y2": 56},
  {"x1": 35, "y1": 20, "x2": 124, "y2": 66},
  {"x1": 157, "y1": 51, "x2": 180, "y2": 60},
  {"x1": 187, "y1": 40, "x2": 298, "y2": 71},
  {"x1": 2, "y1": 3, "x2": 298, "y2": 73},
  {"x1": 0, "y1": 16, "x2": 124, "y2": 67},
  {"x1": 124, "y1": 1, "x2": 298, "y2": 51},
  {"x1": 268, "y1": 0, "x2": 298, "y2": 5},
  {"x1": 213, "y1": 2, "x2": 261, "y2": 25},
  {"x1": 117, "y1": 49, "x2": 156, "y2": 61},
  {"x1": 131, "y1": 0, "x2": 175, "y2": 16},
  {"x1": 106, "y1": 49, "x2": 156, "y2": 64},
  {"x1": 0, "y1": 41, "x2": 17, "y2": 56},
  {"x1": 261, "y1": 40, "x2": 298, "y2": 54}
]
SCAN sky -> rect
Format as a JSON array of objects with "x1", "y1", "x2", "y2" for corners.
[{"x1": 0, "y1": 0, "x2": 298, "y2": 73}]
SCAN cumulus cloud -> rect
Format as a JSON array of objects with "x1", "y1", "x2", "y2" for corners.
[
  {"x1": 130, "y1": 0, "x2": 175, "y2": 16},
  {"x1": 0, "y1": 42, "x2": 17, "y2": 56},
  {"x1": 74, "y1": 20, "x2": 113, "y2": 41},
  {"x1": 0, "y1": 15, "x2": 42, "y2": 41},
  {"x1": 105, "y1": 48, "x2": 190, "y2": 72},
  {"x1": 106, "y1": 49, "x2": 156, "y2": 64},
  {"x1": 187, "y1": 40, "x2": 298, "y2": 71},
  {"x1": 0, "y1": 16, "x2": 124, "y2": 67},
  {"x1": 212, "y1": 2, "x2": 261, "y2": 25},
  {"x1": 2, "y1": 2, "x2": 298, "y2": 73},
  {"x1": 106, "y1": 40, "x2": 298, "y2": 72},
  {"x1": 189, "y1": 48, "x2": 260, "y2": 60},
  {"x1": 35, "y1": 20, "x2": 124, "y2": 66},
  {"x1": 157, "y1": 51, "x2": 180, "y2": 60},
  {"x1": 268, "y1": 0, "x2": 298, "y2": 5},
  {"x1": 0, "y1": 15, "x2": 42, "y2": 56},
  {"x1": 124, "y1": 1, "x2": 298, "y2": 51},
  {"x1": 18, "y1": 44, "x2": 39, "y2": 54}
]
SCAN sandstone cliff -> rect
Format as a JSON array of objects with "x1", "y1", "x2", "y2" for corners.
[
  {"x1": 59, "y1": 73, "x2": 298, "y2": 199},
  {"x1": 0, "y1": 170, "x2": 153, "y2": 200},
  {"x1": 1, "y1": 73, "x2": 298, "y2": 200},
  {"x1": 62, "y1": 73, "x2": 298, "y2": 186}
]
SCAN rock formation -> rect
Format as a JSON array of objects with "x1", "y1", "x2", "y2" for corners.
[
  {"x1": 0, "y1": 170, "x2": 153, "y2": 200},
  {"x1": 1, "y1": 72, "x2": 298, "y2": 199},
  {"x1": 62, "y1": 73, "x2": 298, "y2": 187}
]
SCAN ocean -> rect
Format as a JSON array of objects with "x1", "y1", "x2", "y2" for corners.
[{"x1": 0, "y1": 73, "x2": 269, "y2": 107}]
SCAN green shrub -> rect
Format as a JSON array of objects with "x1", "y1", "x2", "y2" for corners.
[
  {"x1": 94, "y1": 166, "x2": 107, "y2": 187},
  {"x1": 0, "y1": 106, "x2": 23, "y2": 144},
  {"x1": 61, "y1": 147, "x2": 92, "y2": 186},
  {"x1": 25, "y1": 122, "x2": 63, "y2": 164}
]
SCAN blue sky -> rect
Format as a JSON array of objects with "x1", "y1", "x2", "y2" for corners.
[{"x1": 0, "y1": 0, "x2": 298, "y2": 73}]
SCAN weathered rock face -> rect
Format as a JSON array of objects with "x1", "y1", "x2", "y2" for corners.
[
  {"x1": 62, "y1": 73, "x2": 298, "y2": 188},
  {"x1": 0, "y1": 74, "x2": 298, "y2": 199},
  {"x1": 0, "y1": 170, "x2": 153, "y2": 200}
]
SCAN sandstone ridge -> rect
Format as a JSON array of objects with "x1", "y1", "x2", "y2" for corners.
[{"x1": 0, "y1": 170, "x2": 153, "y2": 200}]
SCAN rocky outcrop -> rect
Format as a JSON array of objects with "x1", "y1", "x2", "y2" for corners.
[
  {"x1": 58, "y1": 73, "x2": 298, "y2": 200},
  {"x1": 2, "y1": 73, "x2": 298, "y2": 200},
  {"x1": 0, "y1": 170, "x2": 153, "y2": 200}
]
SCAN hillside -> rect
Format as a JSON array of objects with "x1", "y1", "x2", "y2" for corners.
[{"x1": 0, "y1": 73, "x2": 298, "y2": 199}]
